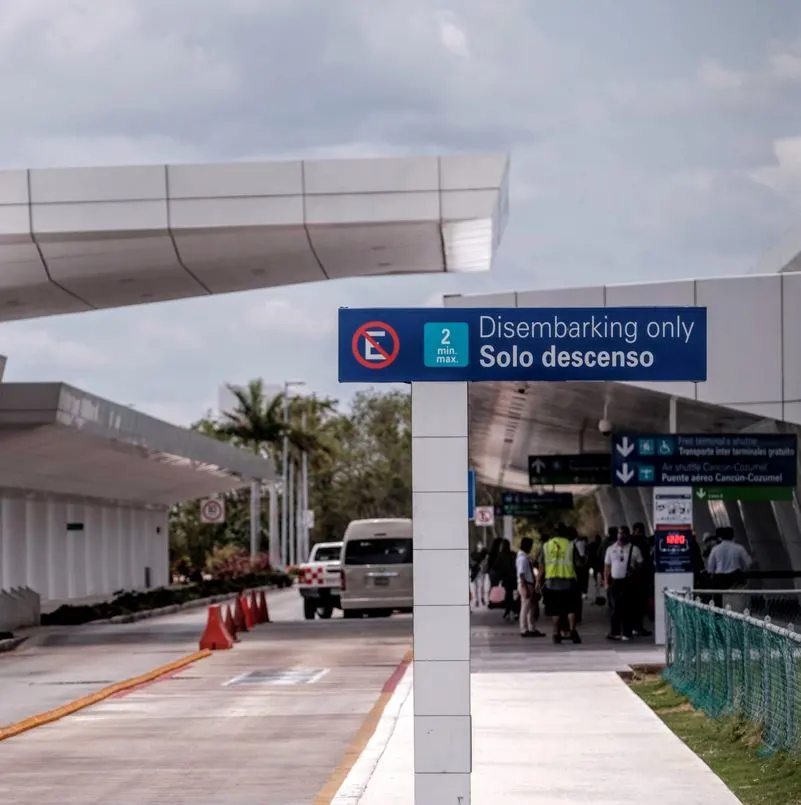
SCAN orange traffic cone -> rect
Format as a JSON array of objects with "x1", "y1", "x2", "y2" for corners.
[
  {"x1": 199, "y1": 604, "x2": 234, "y2": 650},
  {"x1": 249, "y1": 590, "x2": 262, "y2": 624},
  {"x1": 259, "y1": 590, "x2": 270, "y2": 623},
  {"x1": 234, "y1": 596, "x2": 249, "y2": 632},
  {"x1": 225, "y1": 604, "x2": 239, "y2": 642},
  {"x1": 241, "y1": 594, "x2": 255, "y2": 629}
]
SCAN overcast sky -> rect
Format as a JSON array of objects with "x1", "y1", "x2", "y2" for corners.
[{"x1": 2, "y1": 0, "x2": 801, "y2": 424}]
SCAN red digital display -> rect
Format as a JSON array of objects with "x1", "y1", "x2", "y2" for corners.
[{"x1": 665, "y1": 532, "x2": 687, "y2": 546}]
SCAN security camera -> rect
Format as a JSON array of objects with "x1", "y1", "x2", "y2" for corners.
[{"x1": 598, "y1": 418, "x2": 613, "y2": 436}]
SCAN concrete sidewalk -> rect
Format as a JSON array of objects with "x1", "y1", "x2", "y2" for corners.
[{"x1": 340, "y1": 669, "x2": 741, "y2": 804}]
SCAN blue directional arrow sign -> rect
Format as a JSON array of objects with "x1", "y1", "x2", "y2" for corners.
[
  {"x1": 500, "y1": 491, "x2": 574, "y2": 517},
  {"x1": 611, "y1": 433, "x2": 798, "y2": 488},
  {"x1": 468, "y1": 468, "x2": 476, "y2": 520}
]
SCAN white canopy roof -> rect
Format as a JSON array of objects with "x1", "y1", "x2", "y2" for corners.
[{"x1": 0, "y1": 154, "x2": 509, "y2": 321}]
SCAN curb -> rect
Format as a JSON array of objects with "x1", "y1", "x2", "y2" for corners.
[
  {"x1": 0, "y1": 636, "x2": 28, "y2": 654},
  {"x1": 315, "y1": 648, "x2": 413, "y2": 805},
  {"x1": 0, "y1": 649, "x2": 212, "y2": 742},
  {"x1": 618, "y1": 662, "x2": 666, "y2": 682}
]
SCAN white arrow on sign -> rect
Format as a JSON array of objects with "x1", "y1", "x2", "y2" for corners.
[
  {"x1": 616, "y1": 436, "x2": 635, "y2": 458},
  {"x1": 615, "y1": 463, "x2": 634, "y2": 484},
  {"x1": 695, "y1": 488, "x2": 707, "y2": 499},
  {"x1": 530, "y1": 458, "x2": 546, "y2": 473}
]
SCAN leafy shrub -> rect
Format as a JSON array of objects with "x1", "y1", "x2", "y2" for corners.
[
  {"x1": 205, "y1": 545, "x2": 273, "y2": 580},
  {"x1": 41, "y1": 568, "x2": 292, "y2": 625}
]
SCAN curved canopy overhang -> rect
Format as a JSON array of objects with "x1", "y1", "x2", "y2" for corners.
[
  {"x1": 0, "y1": 383, "x2": 273, "y2": 505},
  {"x1": 443, "y1": 271, "x2": 801, "y2": 492},
  {"x1": 0, "y1": 154, "x2": 509, "y2": 320}
]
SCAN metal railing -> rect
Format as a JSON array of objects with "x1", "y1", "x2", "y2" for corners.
[
  {"x1": 688, "y1": 588, "x2": 801, "y2": 629},
  {"x1": 664, "y1": 590, "x2": 801, "y2": 754}
]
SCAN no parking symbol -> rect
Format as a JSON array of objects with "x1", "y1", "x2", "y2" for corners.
[
  {"x1": 351, "y1": 321, "x2": 400, "y2": 370},
  {"x1": 200, "y1": 498, "x2": 226, "y2": 524}
]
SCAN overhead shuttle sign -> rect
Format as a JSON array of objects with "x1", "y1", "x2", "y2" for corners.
[
  {"x1": 338, "y1": 307, "x2": 707, "y2": 383},
  {"x1": 611, "y1": 433, "x2": 798, "y2": 488}
]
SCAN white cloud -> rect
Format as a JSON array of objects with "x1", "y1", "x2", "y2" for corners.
[
  {"x1": 242, "y1": 298, "x2": 336, "y2": 339},
  {"x1": 437, "y1": 12, "x2": 470, "y2": 59},
  {"x1": 0, "y1": 1, "x2": 796, "y2": 425},
  {"x1": 137, "y1": 319, "x2": 200, "y2": 348},
  {"x1": 698, "y1": 58, "x2": 744, "y2": 89},
  {"x1": 135, "y1": 400, "x2": 214, "y2": 426},
  {"x1": 748, "y1": 136, "x2": 801, "y2": 196},
  {"x1": 769, "y1": 48, "x2": 801, "y2": 82},
  {"x1": 0, "y1": 328, "x2": 110, "y2": 369}
]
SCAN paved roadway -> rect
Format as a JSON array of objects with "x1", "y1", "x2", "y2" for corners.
[{"x1": 0, "y1": 589, "x2": 413, "y2": 805}]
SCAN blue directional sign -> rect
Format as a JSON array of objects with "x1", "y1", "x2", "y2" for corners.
[
  {"x1": 611, "y1": 433, "x2": 798, "y2": 488},
  {"x1": 500, "y1": 491, "x2": 574, "y2": 517},
  {"x1": 468, "y1": 468, "x2": 476, "y2": 520},
  {"x1": 529, "y1": 453, "x2": 611, "y2": 485},
  {"x1": 338, "y1": 307, "x2": 708, "y2": 383}
]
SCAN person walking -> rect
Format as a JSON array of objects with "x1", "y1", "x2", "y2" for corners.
[
  {"x1": 497, "y1": 538, "x2": 519, "y2": 620},
  {"x1": 706, "y1": 526, "x2": 752, "y2": 608},
  {"x1": 629, "y1": 522, "x2": 653, "y2": 637},
  {"x1": 536, "y1": 531, "x2": 581, "y2": 644},
  {"x1": 470, "y1": 542, "x2": 489, "y2": 607},
  {"x1": 516, "y1": 537, "x2": 544, "y2": 638}
]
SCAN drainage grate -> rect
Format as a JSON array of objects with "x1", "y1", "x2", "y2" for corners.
[{"x1": 223, "y1": 668, "x2": 328, "y2": 687}]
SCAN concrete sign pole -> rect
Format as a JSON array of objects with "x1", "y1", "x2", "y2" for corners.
[
  {"x1": 411, "y1": 381, "x2": 471, "y2": 805},
  {"x1": 338, "y1": 305, "x2": 710, "y2": 805},
  {"x1": 653, "y1": 397, "x2": 694, "y2": 646}
]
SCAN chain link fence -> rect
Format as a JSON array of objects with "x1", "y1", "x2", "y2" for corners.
[{"x1": 664, "y1": 590, "x2": 801, "y2": 754}]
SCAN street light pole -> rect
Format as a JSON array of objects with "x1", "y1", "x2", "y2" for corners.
[
  {"x1": 281, "y1": 386, "x2": 289, "y2": 568},
  {"x1": 268, "y1": 480, "x2": 279, "y2": 570},
  {"x1": 288, "y1": 452, "x2": 295, "y2": 566},
  {"x1": 280, "y1": 380, "x2": 305, "y2": 569},
  {"x1": 301, "y1": 409, "x2": 309, "y2": 562}
]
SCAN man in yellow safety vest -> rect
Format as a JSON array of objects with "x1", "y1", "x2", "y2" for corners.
[{"x1": 536, "y1": 529, "x2": 581, "y2": 645}]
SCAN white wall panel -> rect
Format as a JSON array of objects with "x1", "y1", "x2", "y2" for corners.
[
  {"x1": 25, "y1": 499, "x2": 47, "y2": 593},
  {"x1": 782, "y1": 272, "x2": 801, "y2": 402},
  {"x1": 0, "y1": 494, "x2": 171, "y2": 603},
  {"x1": 605, "y1": 279, "x2": 697, "y2": 400},
  {"x1": 47, "y1": 500, "x2": 67, "y2": 600},
  {"x1": 696, "y1": 275, "x2": 782, "y2": 405},
  {"x1": 517, "y1": 285, "x2": 605, "y2": 307}
]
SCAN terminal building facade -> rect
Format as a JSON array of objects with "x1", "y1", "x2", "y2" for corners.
[{"x1": 448, "y1": 262, "x2": 801, "y2": 579}]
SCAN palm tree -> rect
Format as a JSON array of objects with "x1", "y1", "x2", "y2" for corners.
[
  {"x1": 286, "y1": 393, "x2": 338, "y2": 458},
  {"x1": 218, "y1": 380, "x2": 338, "y2": 468},
  {"x1": 217, "y1": 379, "x2": 286, "y2": 460}
]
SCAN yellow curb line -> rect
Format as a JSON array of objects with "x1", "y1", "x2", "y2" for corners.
[
  {"x1": 0, "y1": 649, "x2": 212, "y2": 742},
  {"x1": 314, "y1": 648, "x2": 413, "y2": 805}
]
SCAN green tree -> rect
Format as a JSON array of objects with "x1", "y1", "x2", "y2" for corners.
[{"x1": 305, "y1": 389, "x2": 412, "y2": 542}]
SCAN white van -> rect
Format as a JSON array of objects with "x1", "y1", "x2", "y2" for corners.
[{"x1": 339, "y1": 518, "x2": 413, "y2": 618}]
